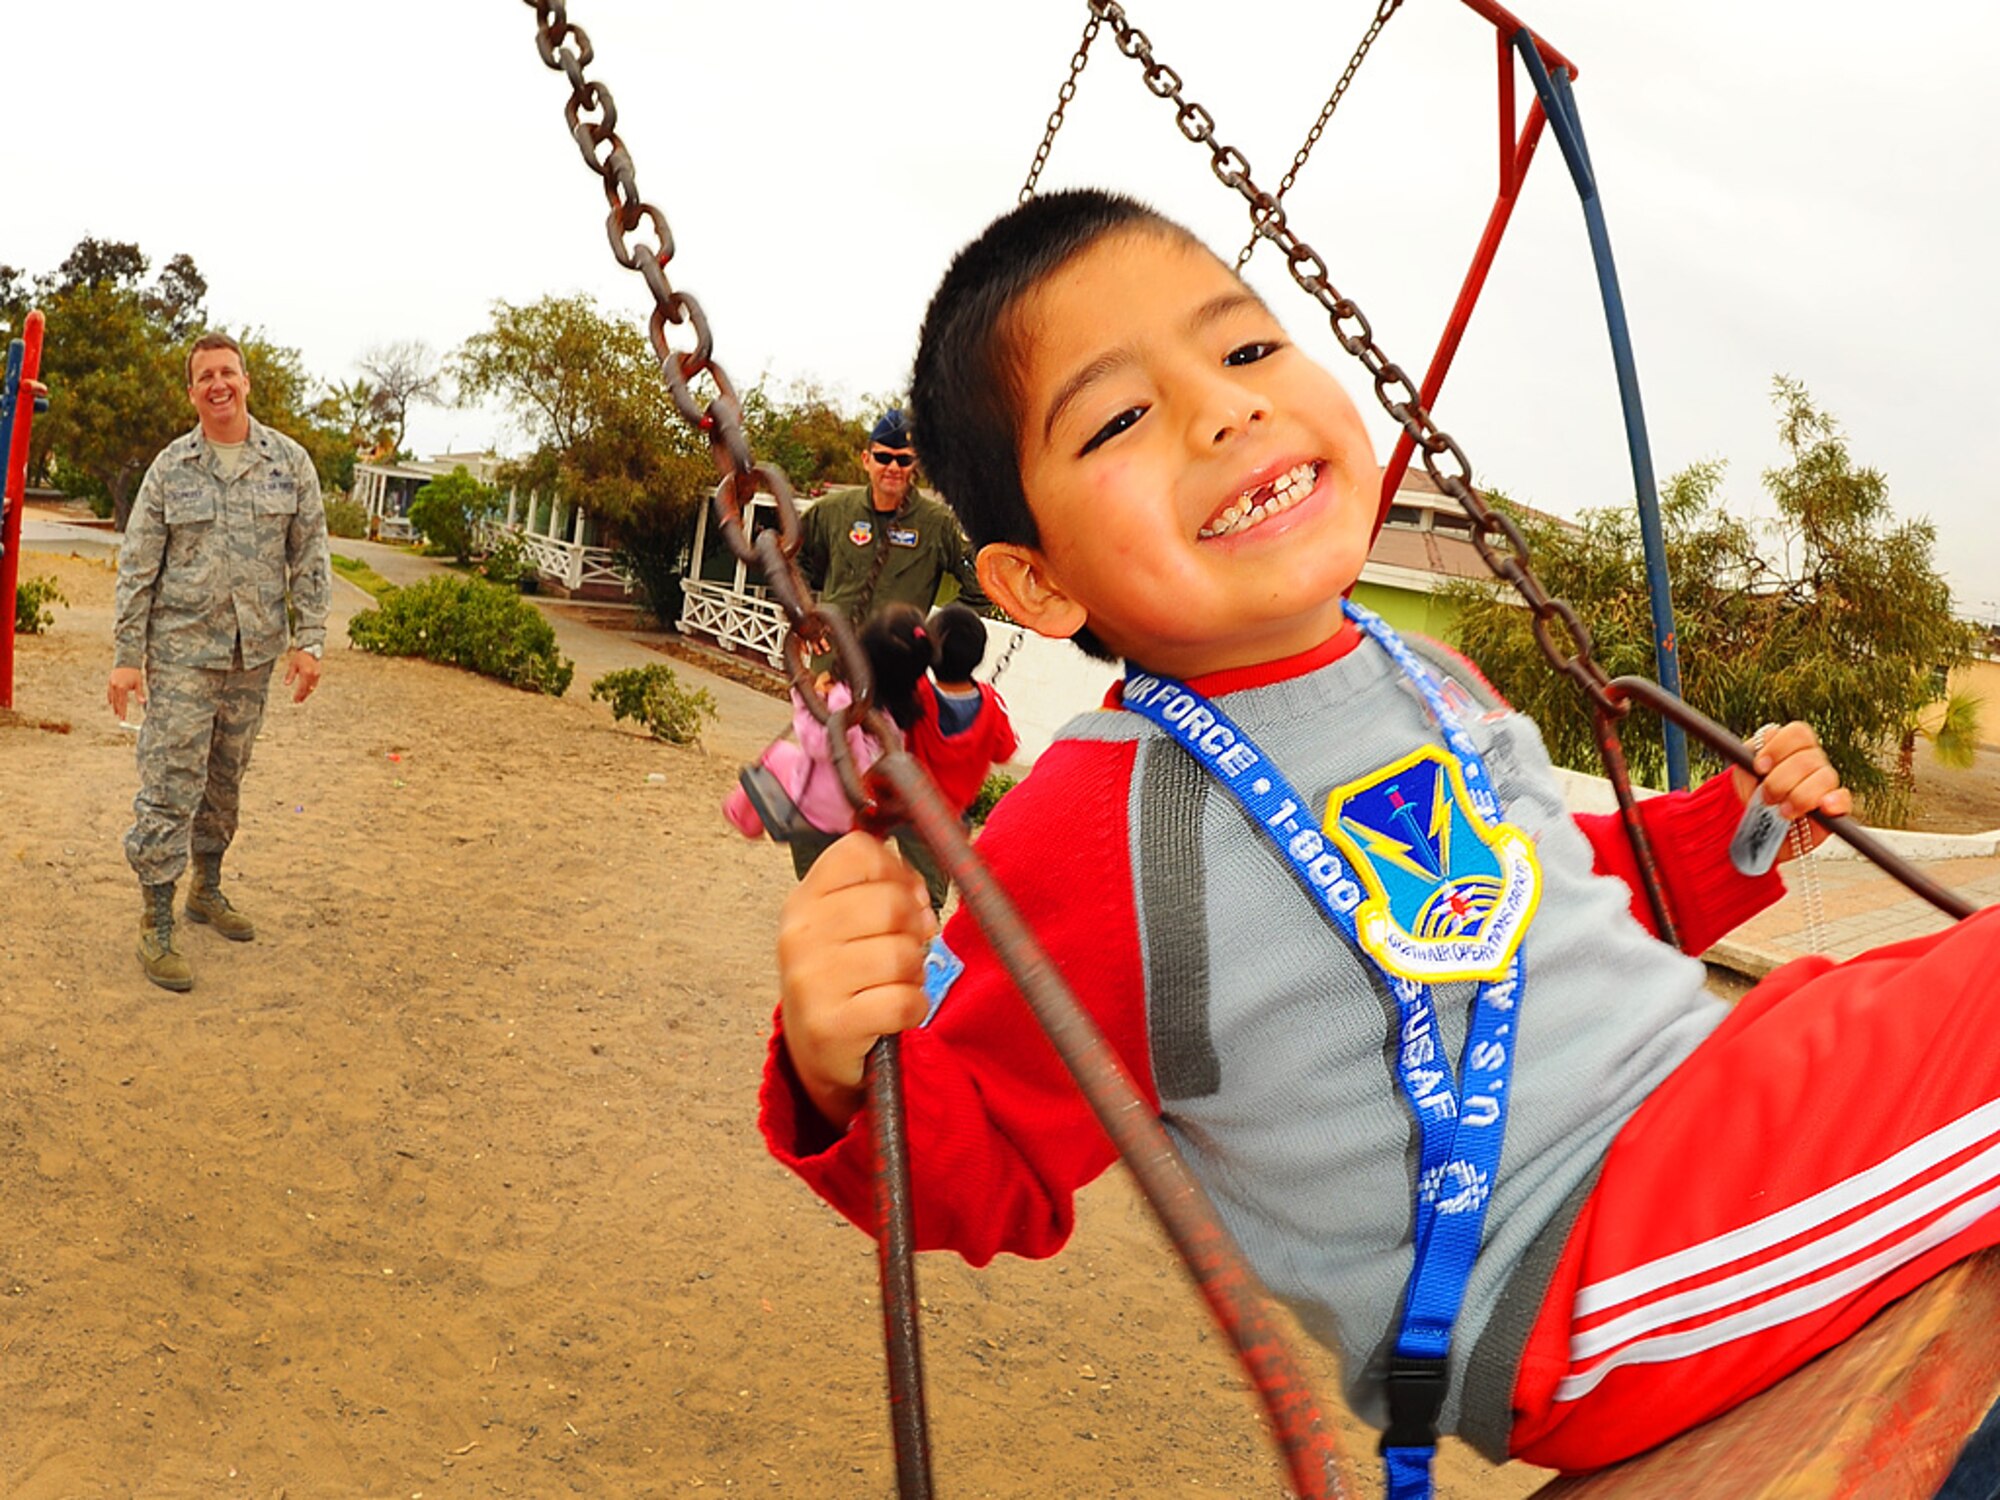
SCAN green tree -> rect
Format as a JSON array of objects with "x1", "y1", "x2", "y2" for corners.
[
  {"x1": 237, "y1": 333, "x2": 358, "y2": 495},
  {"x1": 740, "y1": 380, "x2": 872, "y2": 493},
  {"x1": 31, "y1": 276, "x2": 189, "y2": 527},
  {"x1": 408, "y1": 466, "x2": 495, "y2": 562},
  {"x1": 454, "y1": 294, "x2": 711, "y2": 625},
  {"x1": 24, "y1": 240, "x2": 354, "y2": 523},
  {"x1": 1444, "y1": 379, "x2": 1978, "y2": 824},
  {"x1": 314, "y1": 376, "x2": 395, "y2": 477},
  {"x1": 0, "y1": 264, "x2": 28, "y2": 337},
  {"x1": 1899, "y1": 688, "x2": 1983, "y2": 790}
]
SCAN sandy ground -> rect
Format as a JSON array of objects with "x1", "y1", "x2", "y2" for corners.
[
  {"x1": 1, "y1": 553, "x2": 1548, "y2": 1500},
  {"x1": 12, "y1": 548, "x2": 1995, "y2": 1500},
  {"x1": 1903, "y1": 740, "x2": 2000, "y2": 834}
]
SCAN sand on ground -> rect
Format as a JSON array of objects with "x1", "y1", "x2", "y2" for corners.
[{"x1": 3, "y1": 553, "x2": 1551, "y2": 1499}]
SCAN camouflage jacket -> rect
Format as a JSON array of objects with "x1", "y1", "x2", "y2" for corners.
[
  {"x1": 796, "y1": 486, "x2": 988, "y2": 625},
  {"x1": 113, "y1": 416, "x2": 331, "y2": 671}
]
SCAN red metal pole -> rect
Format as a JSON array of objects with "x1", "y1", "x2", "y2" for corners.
[
  {"x1": 1376, "y1": 3, "x2": 1580, "y2": 520},
  {"x1": 0, "y1": 309, "x2": 48, "y2": 712},
  {"x1": 1378, "y1": 100, "x2": 1549, "y2": 515},
  {"x1": 1452, "y1": 0, "x2": 1575, "y2": 78}
]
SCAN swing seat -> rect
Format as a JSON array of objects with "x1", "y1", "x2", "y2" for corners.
[{"x1": 1533, "y1": 1249, "x2": 2000, "y2": 1498}]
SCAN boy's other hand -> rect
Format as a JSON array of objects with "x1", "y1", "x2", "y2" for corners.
[
  {"x1": 777, "y1": 832, "x2": 938, "y2": 1130},
  {"x1": 1733, "y1": 720, "x2": 1853, "y2": 859}
]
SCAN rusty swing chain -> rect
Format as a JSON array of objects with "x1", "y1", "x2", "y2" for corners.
[
  {"x1": 1080, "y1": 0, "x2": 1620, "y2": 716},
  {"x1": 523, "y1": 0, "x2": 886, "y2": 793},
  {"x1": 1073, "y1": 0, "x2": 1681, "y2": 935},
  {"x1": 1020, "y1": 9, "x2": 1104, "y2": 202},
  {"x1": 1072, "y1": 0, "x2": 1977, "y2": 928},
  {"x1": 1236, "y1": 0, "x2": 1405, "y2": 269},
  {"x1": 521, "y1": 5, "x2": 1350, "y2": 1498}
]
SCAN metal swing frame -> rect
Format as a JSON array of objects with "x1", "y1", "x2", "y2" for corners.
[{"x1": 520, "y1": 4, "x2": 1981, "y2": 1496}]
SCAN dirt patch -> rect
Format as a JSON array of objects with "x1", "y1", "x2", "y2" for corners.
[
  {"x1": 14, "y1": 549, "x2": 1984, "y2": 1498},
  {"x1": 0, "y1": 551, "x2": 1543, "y2": 1498},
  {"x1": 1903, "y1": 741, "x2": 2000, "y2": 833}
]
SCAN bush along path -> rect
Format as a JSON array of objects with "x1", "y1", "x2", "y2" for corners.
[
  {"x1": 590, "y1": 665, "x2": 717, "y2": 746},
  {"x1": 348, "y1": 575, "x2": 575, "y2": 695}
]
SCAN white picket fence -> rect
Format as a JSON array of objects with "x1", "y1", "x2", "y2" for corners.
[
  {"x1": 678, "y1": 579, "x2": 790, "y2": 667},
  {"x1": 478, "y1": 516, "x2": 634, "y2": 596}
]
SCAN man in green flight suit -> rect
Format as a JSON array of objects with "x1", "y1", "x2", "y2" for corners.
[
  {"x1": 796, "y1": 407, "x2": 986, "y2": 627},
  {"x1": 106, "y1": 331, "x2": 331, "y2": 992}
]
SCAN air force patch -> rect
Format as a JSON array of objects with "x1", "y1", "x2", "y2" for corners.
[
  {"x1": 848, "y1": 518, "x2": 875, "y2": 547},
  {"x1": 920, "y1": 936, "x2": 965, "y2": 1027},
  {"x1": 1322, "y1": 746, "x2": 1540, "y2": 983}
]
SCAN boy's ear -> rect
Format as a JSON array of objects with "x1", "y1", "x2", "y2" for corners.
[{"x1": 976, "y1": 543, "x2": 1089, "y2": 643}]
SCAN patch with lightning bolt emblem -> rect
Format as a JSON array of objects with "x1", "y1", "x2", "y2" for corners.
[{"x1": 1322, "y1": 746, "x2": 1541, "y2": 983}]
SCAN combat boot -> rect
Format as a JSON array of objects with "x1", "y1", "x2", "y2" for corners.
[
  {"x1": 185, "y1": 854, "x2": 255, "y2": 942},
  {"x1": 138, "y1": 881, "x2": 194, "y2": 992}
]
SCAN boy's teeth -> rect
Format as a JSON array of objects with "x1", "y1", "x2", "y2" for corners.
[{"x1": 1200, "y1": 461, "x2": 1320, "y2": 539}]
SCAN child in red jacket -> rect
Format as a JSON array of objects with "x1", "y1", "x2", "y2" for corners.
[{"x1": 907, "y1": 603, "x2": 1019, "y2": 822}]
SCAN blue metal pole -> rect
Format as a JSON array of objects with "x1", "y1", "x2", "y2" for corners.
[
  {"x1": 1511, "y1": 33, "x2": 1688, "y2": 789},
  {"x1": 0, "y1": 340, "x2": 23, "y2": 558}
]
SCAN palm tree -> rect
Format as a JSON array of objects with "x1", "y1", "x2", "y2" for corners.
[{"x1": 1886, "y1": 685, "x2": 1984, "y2": 827}]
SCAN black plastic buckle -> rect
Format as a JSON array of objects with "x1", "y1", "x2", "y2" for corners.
[{"x1": 1379, "y1": 1355, "x2": 1450, "y2": 1454}]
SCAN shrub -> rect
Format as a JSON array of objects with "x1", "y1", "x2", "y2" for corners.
[
  {"x1": 348, "y1": 575, "x2": 573, "y2": 695},
  {"x1": 589, "y1": 664, "x2": 717, "y2": 746},
  {"x1": 14, "y1": 575, "x2": 67, "y2": 635},
  {"x1": 323, "y1": 496, "x2": 369, "y2": 539},
  {"x1": 479, "y1": 530, "x2": 529, "y2": 589},
  {"x1": 967, "y1": 771, "x2": 1018, "y2": 829},
  {"x1": 407, "y1": 466, "x2": 495, "y2": 562}
]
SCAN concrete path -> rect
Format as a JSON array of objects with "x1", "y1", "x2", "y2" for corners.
[
  {"x1": 14, "y1": 508, "x2": 120, "y2": 561},
  {"x1": 1712, "y1": 843, "x2": 2000, "y2": 978}
]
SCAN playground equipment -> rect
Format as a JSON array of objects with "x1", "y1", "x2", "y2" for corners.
[
  {"x1": 0, "y1": 308, "x2": 50, "y2": 712},
  {"x1": 521, "y1": 3, "x2": 1990, "y2": 1495}
]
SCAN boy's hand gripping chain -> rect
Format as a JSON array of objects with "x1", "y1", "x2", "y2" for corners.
[{"x1": 521, "y1": 6, "x2": 1347, "y2": 1496}]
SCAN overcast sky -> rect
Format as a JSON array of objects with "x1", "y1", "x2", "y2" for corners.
[{"x1": 9, "y1": 2, "x2": 1998, "y2": 617}]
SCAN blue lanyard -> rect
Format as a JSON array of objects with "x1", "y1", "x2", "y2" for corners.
[{"x1": 1120, "y1": 602, "x2": 1538, "y2": 1500}]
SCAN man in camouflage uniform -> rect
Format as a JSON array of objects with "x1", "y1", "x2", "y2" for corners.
[
  {"x1": 107, "y1": 331, "x2": 331, "y2": 991},
  {"x1": 796, "y1": 407, "x2": 987, "y2": 626}
]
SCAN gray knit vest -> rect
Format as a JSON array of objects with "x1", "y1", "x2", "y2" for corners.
[{"x1": 1060, "y1": 637, "x2": 1729, "y2": 1457}]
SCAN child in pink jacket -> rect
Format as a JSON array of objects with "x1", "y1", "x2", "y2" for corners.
[{"x1": 724, "y1": 604, "x2": 946, "y2": 904}]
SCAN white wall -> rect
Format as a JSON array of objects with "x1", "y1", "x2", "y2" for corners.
[{"x1": 974, "y1": 621, "x2": 1119, "y2": 766}]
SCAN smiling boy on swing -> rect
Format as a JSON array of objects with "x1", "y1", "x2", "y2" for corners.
[{"x1": 761, "y1": 189, "x2": 2000, "y2": 1483}]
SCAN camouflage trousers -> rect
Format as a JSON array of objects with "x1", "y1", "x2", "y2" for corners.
[{"x1": 124, "y1": 657, "x2": 275, "y2": 886}]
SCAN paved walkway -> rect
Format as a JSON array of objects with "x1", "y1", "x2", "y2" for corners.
[
  {"x1": 24, "y1": 519, "x2": 1999, "y2": 965},
  {"x1": 1714, "y1": 844, "x2": 2000, "y2": 977},
  {"x1": 13, "y1": 508, "x2": 120, "y2": 560}
]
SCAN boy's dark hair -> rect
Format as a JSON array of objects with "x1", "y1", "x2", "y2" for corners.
[
  {"x1": 911, "y1": 189, "x2": 1198, "y2": 662},
  {"x1": 928, "y1": 603, "x2": 988, "y2": 682},
  {"x1": 858, "y1": 603, "x2": 937, "y2": 732},
  {"x1": 185, "y1": 330, "x2": 246, "y2": 385}
]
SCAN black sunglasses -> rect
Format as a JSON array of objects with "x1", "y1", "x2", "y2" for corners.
[{"x1": 870, "y1": 449, "x2": 917, "y2": 468}]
